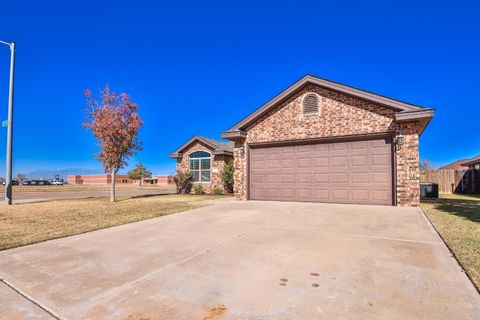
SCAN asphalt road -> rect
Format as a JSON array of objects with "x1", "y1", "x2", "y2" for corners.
[{"x1": 0, "y1": 187, "x2": 176, "y2": 204}]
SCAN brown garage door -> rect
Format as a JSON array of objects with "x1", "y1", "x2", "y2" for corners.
[{"x1": 249, "y1": 138, "x2": 393, "y2": 205}]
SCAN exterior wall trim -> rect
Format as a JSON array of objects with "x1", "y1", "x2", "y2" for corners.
[{"x1": 247, "y1": 132, "x2": 394, "y2": 149}]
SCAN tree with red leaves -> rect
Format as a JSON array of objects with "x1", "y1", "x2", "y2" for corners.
[{"x1": 84, "y1": 86, "x2": 143, "y2": 202}]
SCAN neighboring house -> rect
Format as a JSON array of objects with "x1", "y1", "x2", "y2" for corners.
[
  {"x1": 462, "y1": 156, "x2": 480, "y2": 169},
  {"x1": 67, "y1": 174, "x2": 133, "y2": 185},
  {"x1": 67, "y1": 174, "x2": 174, "y2": 185},
  {"x1": 169, "y1": 136, "x2": 234, "y2": 193},
  {"x1": 439, "y1": 159, "x2": 469, "y2": 170},
  {"x1": 219, "y1": 75, "x2": 434, "y2": 207}
]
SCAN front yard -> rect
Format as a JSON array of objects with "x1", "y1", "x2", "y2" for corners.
[
  {"x1": 421, "y1": 193, "x2": 480, "y2": 290},
  {"x1": 0, "y1": 194, "x2": 227, "y2": 250}
]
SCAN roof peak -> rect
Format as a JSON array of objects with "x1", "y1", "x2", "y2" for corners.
[
  {"x1": 222, "y1": 74, "x2": 434, "y2": 139},
  {"x1": 168, "y1": 135, "x2": 234, "y2": 158}
]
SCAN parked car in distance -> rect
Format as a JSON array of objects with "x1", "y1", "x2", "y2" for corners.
[
  {"x1": 51, "y1": 180, "x2": 64, "y2": 185},
  {"x1": 28, "y1": 180, "x2": 51, "y2": 186},
  {"x1": 2, "y1": 180, "x2": 19, "y2": 185}
]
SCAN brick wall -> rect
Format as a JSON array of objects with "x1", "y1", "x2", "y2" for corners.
[
  {"x1": 66, "y1": 174, "x2": 133, "y2": 185},
  {"x1": 176, "y1": 141, "x2": 233, "y2": 194},
  {"x1": 246, "y1": 84, "x2": 396, "y2": 143},
  {"x1": 395, "y1": 122, "x2": 422, "y2": 206},
  {"x1": 232, "y1": 84, "x2": 422, "y2": 206}
]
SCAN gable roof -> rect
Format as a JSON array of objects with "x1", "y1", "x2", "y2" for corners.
[
  {"x1": 462, "y1": 155, "x2": 480, "y2": 167},
  {"x1": 222, "y1": 74, "x2": 434, "y2": 139},
  {"x1": 440, "y1": 159, "x2": 469, "y2": 170},
  {"x1": 168, "y1": 135, "x2": 234, "y2": 158}
]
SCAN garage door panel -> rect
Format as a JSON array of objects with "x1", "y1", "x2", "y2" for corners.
[
  {"x1": 313, "y1": 157, "x2": 329, "y2": 167},
  {"x1": 282, "y1": 146, "x2": 296, "y2": 153},
  {"x1": 314, "y1": 173, "x2": 329, "y2": 183},
  {"x1": 249, "y1": 138, "x2": 393, "y2": 205},
  {"x1": 296, "y1": 173, "x2": 312, "y2": 183},
  {"x1": 297, "y1": 145, "x2": 312, "y2": 153},
  {"x1": 351, "y1": 172, "x2": 368, "y2": 184},
  {"x1": 351, "y1": 155, "x2": 369, "y2": 167},
  {"x1": 265, "y1": 174, "x2": 282, "y2": 183},
  {"x1": 298, "y1": 158, "x2": 311, "y2": 168},
  {"x1": 351, "y1": 140, "x2": 368, "y2": 149},
  {"x1": 332, "y1": 142, "x2": 348, "y2": 151},
  {"x1": 372, "y1": 189, "x2": 391, "y2": 202},
  {"x1": 281, "y1": 159, "x2": 295, "y2": 168},
  {"x1": 250, "y1": 174, "x2": 265, "y2": 183},
  {"x1": 332, "y1": 156, "x2": 348, "y2": 167},
  {"x1": 314, "y1": 189, "x2": 330, "y2": 201},
  {"x1": 372, "y1": 172, "x2": 390, "y2": 184},
  {"x1": 371, "y1": 154, "x2": 391, "y2": 166},
  {"x1": 266, "y1": 159, "x2": 281, "y2": 168},
  {"x1": 297, "y1": 189, "x2": 313, "y2": 200},
  {"x1": 282, "y1": 189, "x2": 295, "y2": 199},
  {"x1": 351, "y1": 189, "x2": 370, "y2": 202},
  {"x1": 330, "y1": 173, "x2": 348, "y2": 184},
  {"x1": 282, "y1": 174, "x2": 295, "y2": 183},
  {"x1": 332, "y1": 189, "x2": 349, "y2": 202},
  {"x1": 314, "y1": 144, "x2": 329, "y2": 152}
]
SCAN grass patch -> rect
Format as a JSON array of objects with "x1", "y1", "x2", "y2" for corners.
[
  {"x1": 421, "y1": 193, "x2": 480, "y2": 290},
  {"x1": 0, "y1": 194, "x2": 227, "y2": 250}
]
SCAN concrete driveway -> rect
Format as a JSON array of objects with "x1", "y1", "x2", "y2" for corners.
[{"x1": 1, "y1": 200, "x2": 479, "y2": 319}]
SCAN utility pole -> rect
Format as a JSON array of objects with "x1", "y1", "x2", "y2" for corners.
[{"x1": 0, "y1": 40, "x2": 16, "y2": 205}]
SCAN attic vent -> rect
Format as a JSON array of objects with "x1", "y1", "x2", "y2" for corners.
[{"x1": 303, "y1": 94, "x2": 319, "y2": 114}]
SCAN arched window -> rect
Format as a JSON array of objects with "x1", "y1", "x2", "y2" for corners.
[
  {"x1": 303, "y1": 94, "x2": 319, "y2": 114},
  {"x1": 189, "y1": 151, "x2": 211, "y2": 182}
]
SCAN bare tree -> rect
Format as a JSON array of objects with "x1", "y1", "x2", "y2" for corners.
[
  {"x1": 419, "y1": 159, "x2": 435, "y2": 170},
  {"x1": 16, "y1": 173, "x2": 27, "y2": 183}
]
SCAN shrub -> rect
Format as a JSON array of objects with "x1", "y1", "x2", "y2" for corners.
[
  {"x1": 174, "y1": 170, "x2": 192, "y2": 194},
  {"x1": 193, "y1": 184, "x2": 204, "y2": 195},
  {"x1": 213, "y1": 187, "x2": 224, "y2": 195},
  {"x1": 222, "y1": 160, "x2": 234, "y2": 193}
]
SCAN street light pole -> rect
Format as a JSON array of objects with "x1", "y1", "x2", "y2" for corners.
[{"x1": 0, "y1": 40, "x2": 15, "y2": 205}]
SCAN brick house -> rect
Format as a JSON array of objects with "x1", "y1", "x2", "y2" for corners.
[
  {"x1": 171, "y1": 75, "x2": 434, "y2": 206},
  {"x1": 462, "y1": 156, "x2": 480, "y2": 169},
  {"x1": 67, "y1": 174, "x2": 133, "y2": 185},
  {"x1": 169, "y1": 136, "x2": 234, "y2": 193}
]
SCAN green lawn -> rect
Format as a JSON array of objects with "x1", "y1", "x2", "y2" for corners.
[{"x1": 421, "y1": 193, "x2": 480, "y2": 290}]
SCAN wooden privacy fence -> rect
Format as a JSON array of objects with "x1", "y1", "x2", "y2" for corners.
[{"x1": 420, "y1": 169, "x2": 480, "y2": 194}]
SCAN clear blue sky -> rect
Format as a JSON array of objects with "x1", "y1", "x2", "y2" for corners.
[{"x1": 0, "y1": 0, "x2": 478, "y2": 175}]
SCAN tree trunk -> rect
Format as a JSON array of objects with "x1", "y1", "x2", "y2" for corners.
[{"x1": 111, "y1": 168, "x2": 116, "y2": 202}]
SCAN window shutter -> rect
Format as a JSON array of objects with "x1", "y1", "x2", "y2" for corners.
[{"x1": 303, "y1": 94, "x2": 319, "y2": 114}]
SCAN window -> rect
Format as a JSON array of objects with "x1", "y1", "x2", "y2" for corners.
[
  {"x1": 189, "y1": 151, "x2": 211, "y2": 182},
  {"x1": 303, "y1": 94, "x2": 319, "y2": 114}
]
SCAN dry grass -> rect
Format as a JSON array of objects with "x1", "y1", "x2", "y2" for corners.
[
  {"x1": 0, "y1": 184, "x2": 175, "y2": 193},
  {"x1": 0, "y1": 194, "x2": 227, "y2": 250},
  {"x1": 421, "y1": 193, "x2": 480, "y2": 290}
]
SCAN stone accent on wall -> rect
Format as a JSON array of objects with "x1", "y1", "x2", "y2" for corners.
[
  {"x1": 395, "y1": 122, "x2": 421, "y2": 207},
  {"x1": 176, "y1": 141, "x2": 233, "y2": 194},
  {"x1": 233, "y1": 139, "x2": 247, "y2": 200}
]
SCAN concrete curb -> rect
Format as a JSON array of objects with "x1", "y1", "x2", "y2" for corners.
[
  {"x1": 0, "y1": 277, "x2": 65, "y2": 320},
  {"x1": 419, "y1": 206, "x2": 480, "y2": 295}
]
